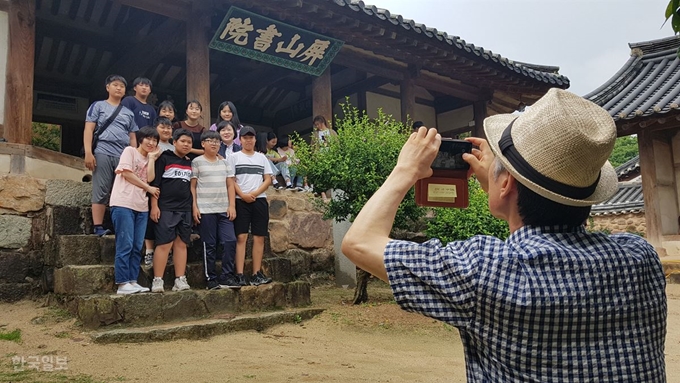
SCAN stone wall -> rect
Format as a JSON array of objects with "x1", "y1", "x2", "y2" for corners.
[
  {"x1": 267, "y1": 192, "x2": 334, "y2": 279},
  {"x1": 0, "y1": 173, "x2": 335, "y2": 301},
  {"x1": 589, "y1": 213, "x2": 646, "y2": 236}
]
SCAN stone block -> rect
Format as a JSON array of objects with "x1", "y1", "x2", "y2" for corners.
[
  {"x1": 45, "y1": 179, "x2": 91, "y2": 207},
  {"x1": 115, "y1": 293, "x2": 163, "y2": 324},
  {"x1": 238, "y1": 283, "x2": 286, "y2": 312},
  {"x1": 311, "y1": 248, "x2": 335, "y2": 272},
  {"x1": 285, "y1": 281, "x2": 312, "y2": 306},
  {"x1": 0, "y1": 251, "x2": 42, "y2": 283},
  {"x1": 280, "y1": 249, "x2": 312, "y2": 277},
  {"x1": 162, "y1": 291, "x2": 209, "y2": 322},
  {"x1": 288, "y1": 212, "x2": 332, "y2": 249},
  {"x1": 53, "y1": 265, "x2": 115, "y2": 295},
  {"x1": 0, "y1": 175, "x2": 46, "y2": 214},
  {"x1": 269, "y1": 199, "x2": 288, "y2": 219},
  {"x1": 286, "y1": 196, "x2": 308, "y2": 211},
  {"x1": 268, "y1": 220, "x2": 289, "y2": 253},
  {"x1": 57, "y1": 235, "x2": 101, "y2": 266},
  {"x1": 203, "y1": 289, "x2": 239, "y2": 313},
  {"x1": 76, "y1": 296, "x2": 122, "y2": 328},
  {"x1": 0, "y1": 283, "x2": 33, "y2": 302},
  {"x1": 49, "y1": 206, "x2": 87, "y2": 236},
  {"x1": 0, "y1": 215, "x2": 32, "y2": 249}
]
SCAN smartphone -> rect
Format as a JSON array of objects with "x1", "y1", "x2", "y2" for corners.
[{"x1": 432, "y1": 139, "x2": 472, "y2": 171}]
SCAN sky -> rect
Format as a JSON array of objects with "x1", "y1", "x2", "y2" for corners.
[{"x1": 367, "y1": 0, "x2": 674, "y2": 96}]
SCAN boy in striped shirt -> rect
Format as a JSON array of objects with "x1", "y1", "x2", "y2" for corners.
[{"x1": 191, "y1": 131, "x2": 240, "y2": 290}]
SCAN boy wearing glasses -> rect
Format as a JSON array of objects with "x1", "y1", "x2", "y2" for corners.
[{"x1": 191, "y1": 131, "x2": 240, "y2": 290}]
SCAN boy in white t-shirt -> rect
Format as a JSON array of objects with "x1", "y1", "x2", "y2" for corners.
[
  {"x1": 228, "y1": 126, "x2": 273, "y2": 286},
  {"x1": 110, "y1": 127, "x2": 160, "y2": 294}
]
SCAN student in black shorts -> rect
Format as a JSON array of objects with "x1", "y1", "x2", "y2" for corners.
[
  {"x1": 148, "y1": 128, "x2": 194, "y2": 293},
  {"x1": 227, "y1": 126, "x2": 273, "y2": 286}
]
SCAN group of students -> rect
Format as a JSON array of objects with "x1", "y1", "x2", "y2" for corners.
[{"x1": 84, "y1": 74, "x2": 327, "y2": 295}]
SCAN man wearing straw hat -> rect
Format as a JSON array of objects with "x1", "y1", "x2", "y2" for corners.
[{"x1": 342, "y1": 89, "x2": 667, "y2": 382}]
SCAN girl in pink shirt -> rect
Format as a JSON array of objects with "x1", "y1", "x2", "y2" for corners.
[{"x1": 110, "y1": 127, "x2": 161, "y2": 294}]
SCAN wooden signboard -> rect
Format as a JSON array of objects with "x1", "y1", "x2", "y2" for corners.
[{"x1": 210, "y1": 6, "x2": 344, "y2": 76}]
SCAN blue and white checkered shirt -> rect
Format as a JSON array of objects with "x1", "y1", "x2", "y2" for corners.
[{"x1": 385, "y1": 225, "x2": 667, "y2": 382}]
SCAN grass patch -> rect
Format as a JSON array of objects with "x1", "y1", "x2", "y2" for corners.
[{"x1": 0, "y1": 329, "x2": 21, "y2": 342}]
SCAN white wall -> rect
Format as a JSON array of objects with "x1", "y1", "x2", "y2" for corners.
[
  {"x1": 436, "y1": 105, "x2": 474, "y2": 134},
  {"x1": 0, "y1": 11, "x2": 8, "y2": 126}
]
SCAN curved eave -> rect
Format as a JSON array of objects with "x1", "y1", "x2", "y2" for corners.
[
  {"x1": 586, "y1": 35, "x2": 680, "y2": 122},
  {"x1": 331, "y1": 0, "x2": 569, "y2": 89}
]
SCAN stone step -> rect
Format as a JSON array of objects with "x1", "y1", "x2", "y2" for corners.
[
  {"x1": 662, "y1": 256, "x2": 680, "y2": 284},
  {"x1": 52, "y1": 281, "x2": 311, "y2": 329},
  {"x1": 90, "y1": 308, "x2": 324, "y2": 344},
  {"x1": 53, "y1": 257, "x2": 292, "y2": 295},
  {"x1": 661, "y1": 240, "x2": 680, "y2": 257},
  {"x1": 47, "y1": 234, "x2": 275, "y2": 267}
]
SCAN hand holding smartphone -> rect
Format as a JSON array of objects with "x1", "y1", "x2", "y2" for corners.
[{"x1": 415, "y1": 138, "x2": 472, "y2": 208}]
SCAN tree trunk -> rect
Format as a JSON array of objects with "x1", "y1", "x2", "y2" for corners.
[{"x1": 352, "y1": 268, "x2": 370, "y2": 304}]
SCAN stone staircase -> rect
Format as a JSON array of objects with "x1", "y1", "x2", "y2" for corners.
[{"x1": 46, "y1": 234, "x2": 315, "y2": 334}]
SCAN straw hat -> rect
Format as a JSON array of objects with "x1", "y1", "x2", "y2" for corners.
[{"x1": 484, "y1": 88, "x2": 618, "y2": 207}]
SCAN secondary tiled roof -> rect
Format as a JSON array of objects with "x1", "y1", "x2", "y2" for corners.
[
  {"x1": 615, "y1": 155, "x2": 640, "y2": 180},
  {"x1": 585, "y1": 35, "x2": 680, "y2": 121},
  {"x1": 333, "y1": 0, "x2": 569, "y2": 87},
  {"x1": 591, "y1": 183, "x2": 644, "y2": 216}
]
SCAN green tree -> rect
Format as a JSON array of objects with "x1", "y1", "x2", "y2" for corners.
[
  {"x1": 665, "y1": 1, "x2": 680, "y2": 35},
  {"x1": 31, "y1": 122, "x2": 61, "y2": 151},
  {"x1": 608, "y1": 135, "x2": 638, "y2": 168},
  {"x1": 293, "y1": 102, "x2": 424, "y2": 230},
  {"x1": 426, "y1": 179, "x2": 509, "y2": 243}
]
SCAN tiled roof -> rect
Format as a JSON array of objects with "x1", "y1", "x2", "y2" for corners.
[
  {"x1": 333, "y1": 0, "x2": 570, "y2": 87},
  {"x1": 591, "y1": 183, "x2": 644, "y2": 216},
  {"x1": 585, "y1": 35, "x2": 680, "y2": 121},
  {"x1": 615, "y1": 155, "x2": 640, "y2": 179}
]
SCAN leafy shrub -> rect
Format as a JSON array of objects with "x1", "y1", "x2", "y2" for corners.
[
  {"x1": 293, "y1": 103, "x2": 423, "y2": 230},
  {"x1": 425, "y1": 179, "x2": 509, "y2": 243}
]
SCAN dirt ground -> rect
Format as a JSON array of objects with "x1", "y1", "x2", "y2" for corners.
[{"x1": 1, "y1": 282, "x2": 679, "y2": 383}]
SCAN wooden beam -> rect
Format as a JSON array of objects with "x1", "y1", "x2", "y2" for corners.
[
  {"x1": 4, "y1": 0, "x2": 36, "y2": 145},
  {"x1": 98, "y1": 19, "x2": 184, "y2": 89},
  {"x1": 331, "y1": 75, "x2": 392, "y2": 104},
  {"x1": 186, "y1": 3, "x2": 211, "y2": 125},
  {"x1": 312, "y1": 66, "x2": 332, "y2": 123},
  {"x1": 115, "y1": 0, "x2": 189, "y2": 21}
]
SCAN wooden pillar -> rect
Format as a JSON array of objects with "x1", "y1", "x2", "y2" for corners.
[
  {"x1": 400, "y1": 76, "x2": 415, "y2": 124},
  {"x1": 186, "y1": 3, "x2": 211, "y2": 126},
  {"x1": 473, "y1": 100, "x2": 487, "y2": 139},
  {"x1": 312, "y1": 66, "x2": 332, "y2": 123},
  {"x1": 4, "y1": 0, "x2": 35, "y2": 144},
  {"x1": 639, "y1": 130, "x2": 663, "y2": 248}
]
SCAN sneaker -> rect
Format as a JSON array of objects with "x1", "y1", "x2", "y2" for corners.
[
  {"x1": 235, "y1": 273, "x2": 247, "y2": 287},
  {"x1": 151, "y1": 277, "x2": 164, "y2": 293},
  {"x1": 273, "y1": 184, "x2": 284, "y2": 190},
  {"x1": 249, "y1": 271, "x2": 272, "y2": 286},
  {"x1": 218, "y1": 275, "x2": 242, "y2": 289},
  {"x1": 144, "y1": 252, "x2": 153, "y2": 266},
  {"x1": 131, "y1": 282, "x2": 150, "y2": 293},
  {"x1": 295, "y1": 186, "x2": 305, "y2": 192},
  {"x1": 93, "y1": 226, "x2": 111, "y2": 236},
  {"x1": 117, "y1": 283, "x2": 141, "y2": 295},
  {"x1": 206, "y1": 279, "x2": 220, "y2": 290},
  {"x1": 172, "y1": 276, "x2": 191, "y2": 291}
]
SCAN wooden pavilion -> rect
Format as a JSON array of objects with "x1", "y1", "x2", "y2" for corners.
[
  {"x1": 586, "y1": 36, "x2": 680, "y2": 256},
  {"x1": 0, "y1": 0, "x2": 568, "y2": 159}
]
